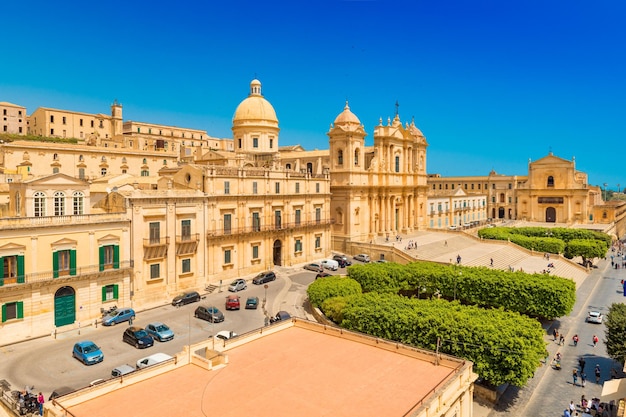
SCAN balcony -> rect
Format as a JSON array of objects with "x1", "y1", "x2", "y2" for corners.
[
  {"x1": 176, "y1": 233, "x2": 199, "y2": 255},
  {"x1": 0, "y1": 212, "x2": 128, "y2": 230},
  {"x1": 207, "y1": 219, "x2": 334, "y2": 239},
  {"x1": 143, "y1": 237, "x2": 169, "y2": 260},
  {"x1": 0, "y1": 261, "x2": 132, "y2": 287}
]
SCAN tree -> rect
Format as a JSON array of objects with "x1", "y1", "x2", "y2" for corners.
[
  {"x1": 605, "y1": 303, "x2": 626, "y2": 366},
  {"x1": 564, "y1": 239, "x2": 607, "y2": 265}
]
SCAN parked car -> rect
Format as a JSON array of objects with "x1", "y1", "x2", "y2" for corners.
[
  {"x1": 123, "y1": 326, "x2": 154, "y2": 349},
  {"x1": 586, "y1": 311, "x2": 603, "y2": 324},
  {"x1": 304, "y1": 263, "x2": 323, "y2": 272},
  {"x1": 353, "y1": 254, "x2": 370, "y2": 263},
  {"x1": 321, "y1": 259, "x2": 339, "y2": 271},
  {"x1": 270, "y1": 311, "x2": 291, "y2": 324},
  {"x1": 333, "y1": 255, "x2": 351, "y2": 267},
  {"x1": 72, "y1": 341, "x2": 104, "y2": 365},
  {"x1": 145, "y1": 322, "x2": 174, "y2": 342},
  {"x1": 102, "y1": 308, "x2": 135, "y2": 326},
  {"x1": 171, "y1": 291, "x2": 201, "y2": 307},
  {"x1": 214, "y1": 330, "x2": 238, "y2": 340},
  {"x1": 225, "y1": 294, "x2": 241, "y2": 310},
  {"x1": 194, "y1": 305, "x2": 225, "y2": 323},
  {"x1": 252, "y1": 271, "x2": 276, "y2": 284},
  {"x1": 136, "y1": 353, "x2": 173, "y2": 369},
  {"x1": 448, "y1": 225, "x2": 458, "y2": 230},
  {"x1": 111, "y1": 364, "x2": 136, "y2": 378},
  {"x1": 376, "y1": 259, "x2": 389, "y2": 263},
  {"x1": 315, "y1": 272, "x2": 332, "y2": 279},
  {"x1": 49, "y1": 386, "x2": 75, "y2": 401},
  {"x1": 245, "y1": 296, "x2": 259, "y2": 309},
  {"x1": 228, "y1": 279, "x2": 247, "y2": 292}
]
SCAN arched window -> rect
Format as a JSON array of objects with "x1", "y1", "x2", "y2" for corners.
[
  {"x1": 34, "y1": 191, "x2": 46, "y2": 217},
  {"x1": 142, "y1": 158, "x2": 147, "y2": 164},
  {"x1": 354, "y1": 149, "x2": 359, "y2": 166},
  {"x1": 285, "y1": 163, "x2": 291, "y2": 170},
  {"x1": 547, "y1": 176, "x2": 554, "y2": 187},
  {"x1": 73, "y1": 191, "x2": 84, "y2": 215},
  {"x1": 307, "y1": 162, "x2": 313, "y2": 173},
  {"x1": 54, "y1": 191, "x2": 65, "y2": 216},
  {"x1": 78, "y1": 155, "x2": 84, "y2": 162},
  {"x1": 122, "y1": 157, "x2": 127, "y2": 163},
  {"x1": 337, "y1": 150, "x2": 343, "y2": 165},
  {"x1": 53, "y1": 153, "x2": 59, "y2": 161},
  {"x1": 101, "y1": 156, "x2": 106, "y2": 162}
]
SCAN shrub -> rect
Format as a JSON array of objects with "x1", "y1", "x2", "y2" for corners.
[{"x1": 307, "y1": 276, "x2": 362, "y2": 308}]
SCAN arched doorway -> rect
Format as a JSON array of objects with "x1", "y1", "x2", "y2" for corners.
[
  {"x1": 54, "y1": 286, "x2": 76, "y2": 327},
  {"x1": 546, "y1": 207, "x2": 556, "y2": 223},
  {"x1": 273, "y1": 240, "x2": 282, "y2": 266},
  {"x1": 498, "y1": 207, "x2": 505, "y2": 219}
]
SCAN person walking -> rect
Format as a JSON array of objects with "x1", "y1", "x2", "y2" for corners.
[
  {"x1": 579, "y1": 357, "x2": 586, "y2": 372},
  {"x1": 569, "y1": 400, "x2": 576, "y2": 414},
  {"x1": 572, "y1": 369, "x2": 578, "y2": 386},
  {"x1": 37, "y1": 392, "x2": 44, "y2": 416},
  {"x1": 581, "y1": 371, "x2": 587, "y2": 387},
  {"x1": 554, "y1": 328, "x2": 559, "y2": 341},
  {"x1": 490, "y1": 258, "x2": 494, "y2": 267},
  {"x1": 595, "y1": 364, "x2": 601, "y2": 383},
  {"x1": 456, "y1": 254, "x2": 461, "y2": 264},
  {"x1": 573, "y1": 334, "x2": 579, "y2": 346},
  {"x1": 560, "y1": 334, "x2": 565, "y2": 346},
  {"x1": 593, "y1": 334, "x2": 599, "y2": 347}
]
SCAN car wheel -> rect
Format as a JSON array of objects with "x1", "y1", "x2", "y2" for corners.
[
  {"x1": 135, "y1": 342, "x2": 139, "y2": 348},
  {"x1": 194, "y1": 313, "x2": 199, "y2": 318}
]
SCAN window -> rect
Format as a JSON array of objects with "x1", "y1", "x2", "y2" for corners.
[
  {"x1": 142, "y1": 158, "x2": 147, "y2": 164},
  {"x1": 52, "y1": 167, "x2": 59, "y2": 174},
  {"x1": 294, "y1": 239, "x2": 302, "y2": 252},
  {"x1": 315, "y1": 207, "x2": 321, "y2": 223},
  {"x1": 99, "y1": 245, "x2": 119, "y2": 270},
  {"x1": 102, "y1": 284, "x2": 118, "y2": 301},
  {"x1": 500, "y1": 193, "x2": 505, "y2": 203},
  {"x1": 149, "y1": 222, "x2": 160, "y2": 244},
  {"x1": 307, "y1": 163, "x2": 313, "y2": 173},
  {"x1": 286, "y1": 163, "x2": 291, "y2": 170},
  {"x1": 50, "y1": 115, "x2": 54, "y2": 123},
  {"x1": 492, "y1": 184, "x2": 496, "y2": 189},
  {"x1": 337, "y1": 150, "x2": 343, "y2": 165},
  {"x1": 252, "y1": 182, "x2": 258, "y2": 194},
  {"x1": 238, "y1": 138, "x2": 242, "y2": 148},
  {"x1": 78, "y1": 168, "x2": 85, "y2": 179},
  {"x1": 73, "y1": 191, "x2": 84, "y2": 215},
  {"x1": 316, "y1": 183, "x2": 320, "y2": 193},
  {"x1": 269, "y1": 138, "x2": 273, "y2": 149},
  {"x1": 295, "y1": 183, "x2": 300, "y2": 193},
  {"x1": 99, "y1": 120, "x2": 104, "y2": 128},
  {"x1": 315, "y1": 235, "x2": 321, "y2": 249},
  {"x1": 253, "y1": 138, "x2": 258, "y2": 148},
  {"x1": 252, "y1": 245, "x2": 259, "y2": 259},
  {"x1": 295, "y1": 209, "x2": 301, "y2": 226},
  {"x1": 547, "y1": 176, "x2": 554, "y2": 187},
  {"x1": 224, "y1": 214, "x2": 232, "y2": 234},
  {"x1": 181, "y1": 219, "x2": 191, "y2": 240},
  {"x1": 275, "y1": 210, "x2": 282, "y2": 229},
  {"x1": 62, "y1": 116, "x2": 66, "y2": 125},
  {"x1": 101, "y1": 168, "x2": 107, "y2": 176},
  {"x1": 354, "y1": 149, "x2": 359, "y2": 166},
  {"x1": 508, "y1": 183, "x2": 512, "y2": 190},
  {"x1": 33, "y1": 191, "x2": 46, "y2": 217},
  {"x1": 1, "y1": 301, "x2": 24, "y2": 322},
  {"x1": 275, "y1": 182, "x2": 280, "y2": 193},
  {"x1": 464, "y1": 184, "x2": 468, "y2": 190},
  {"x1": 150, "y1": 263, "x2": 160, "y2": 279},
  {"x1": 2, "y1": 255, "x2": 25, "y2": 284},
  {"x1": 54, "y1": 249, "x2": 75, "y2": 277},
  {"x1": 224, "y1": 249, "x2": 232, "y2": 264},
  {"x1": 252, "y1": 212, "x2": 260, "y2": 232},
  {"x1": 395, "y1": 156, "x2": 400, "y2": 172},
  {"x1": 79, "y1": 119, "x2": 83, "y2": 127},
  {"x1": 141, "y1": 170, "x2": 149, "y2": 176},
  {"x1": 91, "y1": 120, "x2": 94, "y2": 128},
  {"x1": 508, "y1": 197, "x2": 512, "y2": 203},
  {"x1": 182, "y1": 258, "x2": 191, "y2": 273},
  {"x1": 224, "y1": 181, "x2": 230, "y2": 195},
  {"x1": 492, "y1": 196, "x2": 496, "y2": 203},
  {"x1": 15, "y1": 193, "x2": 20, "y2": 215},
  {"x1": 471, "y1": 184, "x2": 474, "y2": 190},
  {"x1": 50, "y1": 128, "x2": 54, "y2": 135}
]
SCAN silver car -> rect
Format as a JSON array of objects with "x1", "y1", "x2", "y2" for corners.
[
  {"x1": 586, "y1": 311, "x2": 603, "y2": 324},
  {"x1": 353, "y1": 254, "x2": 370, "y2": 263},
  {"x1": 228, "y1": 279, "x2": 247, "y2": 292}
]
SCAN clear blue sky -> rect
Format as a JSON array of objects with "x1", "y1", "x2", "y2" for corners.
[{"x1": 2, "y1": 0, "x2": 624, "y2": 190}]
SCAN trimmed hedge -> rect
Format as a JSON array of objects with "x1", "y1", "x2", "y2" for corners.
[{"x1": 307, "y1": 276, "x2": 362, "y2": 308}]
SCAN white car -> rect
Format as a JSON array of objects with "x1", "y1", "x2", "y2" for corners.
[
  {"x1": 586, "y1": 311, "x2": 603, "y2": 324},
  {"x1": 215, "y1": 330, "x2": 238, "y2": 340},
  {"x1": 353, "y1": 254, "x2": 370, "y2": 263}
]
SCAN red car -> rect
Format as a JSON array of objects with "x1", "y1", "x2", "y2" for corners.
[{"x1": 225, "y1": 295, "x2": 240, "y2": 310}]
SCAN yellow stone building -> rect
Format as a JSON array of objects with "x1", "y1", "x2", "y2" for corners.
[{"x1": 0, "y1": 101, "x2": 26, "y2": 135}]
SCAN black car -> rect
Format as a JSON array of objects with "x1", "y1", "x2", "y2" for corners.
[
  {"x1": 194, "y1": 306, "x2": 225, "y2": 323},
  {"x1": 252, "y1": 271, "x2": 276, "y2": 285},
  {"x1": 333, "y1": 255, "x2": 351, "y2": 267},
  {"x1": 172, "y1": 291, "x2": 201, "y2": 306},
  {"x1": 122, "y1": 326, "x2": 154, "y2": 349},
  {"x1": 270, "y1": 311, "x2": 291, "y2": 324},
  {"x1": 316, "y1": 272, "x2": 332, "y2": 279},
  {"x1": 245, "y1": 296, "x2": 259, "y2": 309}
]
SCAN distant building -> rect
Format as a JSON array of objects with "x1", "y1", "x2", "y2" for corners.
[{"x1": 0, "y1": 101, "x2": 26, "y2": 135}]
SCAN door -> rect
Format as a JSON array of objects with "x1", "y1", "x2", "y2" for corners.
[
  {"x1": 273, "y1": 240, "x2": 282, "y2": 266},
  {"x1": 54, "y1": 286, "x2": 76, "y2": 327},
  {"x1": 498, "y1": 207, "x2": 505, "y2": 219},
  {"x1": 546, "y1": 207, "x2": 556, "y2": 222}
]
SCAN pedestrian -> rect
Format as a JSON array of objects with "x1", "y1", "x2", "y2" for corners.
[
  {"x1": 37, "y1": 391, "x2": 44, "y2": 416},
  {"x1": 444, "y1": 240, "x2": 448, "y2": 247},
  {"x1": 563, "y1": 408, "x2": 571, "y2": 417},
  {"x1": 553, "y1": 328, "x2": 559, "y2": 341},
  {"x1": 573, "y1": 369, "x2": 578, "y2": 386},
  {"x1": 569, "y1": 400, "x2": 576, "y2": 414},
  {"x1": 593, "y1": 334, "x2": 599, "y2": 347},
  {"x1": 595, "y1": 364, "x2": 601, "y2": 383},
  {"x1": 457, "y1": 254, "x2": 461, "y2": 264},
  {"x1": 490, "y1": 258, "x2": 494, "y2": 267},
  {"x1": 581, "y1": 371, "x2": 586, "y2": 387},
  {"x1": 560, "y1": 334, "x2": 565, "y2": 346},
  {"x1": 573, "y1": 334, "x2": 579, "y2": 346},
  {"x1": 579, "y1": 357, "x2": 586, "y2": 372}
]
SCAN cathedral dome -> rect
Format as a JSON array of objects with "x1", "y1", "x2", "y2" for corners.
[
  {"x1": 233, "y1": 79, "x2": 278, "y2": 124},
  {"x1": 333, "y1": 102, "x2": 361, "y2": 125}
]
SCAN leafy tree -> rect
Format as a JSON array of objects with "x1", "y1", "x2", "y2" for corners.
[
  {"x1": 307, "y1": 276, "x2": 362, "y2": 308},
  {"x1": 605, "y1": 303, "x2": 626, "y2": 366},
  {"x1": 564, "y1": 239, "x2": 607, "y2": 264}
]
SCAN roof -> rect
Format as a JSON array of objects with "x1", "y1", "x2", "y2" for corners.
[
  {"x1": 61, "y1": 320, "x2": 470, "y2": 417},
  {"x1": 0, "y1": 101, "x2": 25, "y2": 108}
]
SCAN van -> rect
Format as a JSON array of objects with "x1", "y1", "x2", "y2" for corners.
[
  {"x1": 321, "y1": 259, "x2": 339, "y2": 271},
  {"x1": 136, "y1": 352, "x2": 173, "y2": 369}
]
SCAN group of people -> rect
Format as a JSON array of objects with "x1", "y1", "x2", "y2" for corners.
[
  {"x1": 565, "y1": 395, "x2": 615, "y2": 417},
  {"x1": 404, "y1": 240, "x2": 418, "y2": 250}
]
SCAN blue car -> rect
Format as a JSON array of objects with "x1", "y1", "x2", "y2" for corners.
[
  {"x1": 102, "y1": 308, "x2": 135, "y2": 326},
  {"x1": 145, "y1": 322, "x2": 175, "y2": 342},
  {"x1": 73, "y1": 341, "x2": 104, "y2": 365}
]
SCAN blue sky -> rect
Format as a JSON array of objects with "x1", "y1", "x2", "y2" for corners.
[{"x1": 2, "y1": 0, "x2": 624, "y2": 189}]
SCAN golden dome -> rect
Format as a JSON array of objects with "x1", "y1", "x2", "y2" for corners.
[
  {"x1": 333, "y1": 101, "x2": 361, "y2": 125},
  {"x1": 233, "y1": 79, "x2": 278, "y2": 124}
]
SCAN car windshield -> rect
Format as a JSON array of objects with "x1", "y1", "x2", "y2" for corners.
[
  {"x1": 83, "y1": 344, "x2": 99, "y2": 353},
  {"x1": 134, "y1": 330, "x2": 149, "y2": 338},
  {"x1": 155, "y1": 324, "x2": 169, "y2": 332}
]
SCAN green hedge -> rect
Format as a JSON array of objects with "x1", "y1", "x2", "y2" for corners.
[
  {"x1": 307, "y1": 276, "x2": 362, "y2": 308},
  {"x1": 348, "y1": 262, "x2": 576, "y2": 319},
  {"x1": 340, "y1": 292, "x2": 547, "y2": 387}
]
